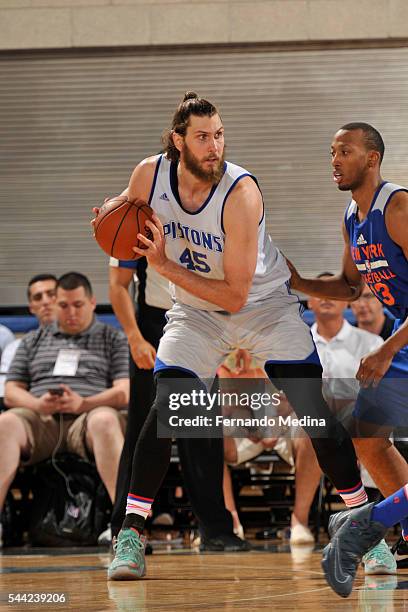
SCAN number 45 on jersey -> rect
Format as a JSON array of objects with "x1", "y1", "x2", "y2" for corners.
[{"x1": 179, "y1": 248, "x2": 211, "y2": 273}]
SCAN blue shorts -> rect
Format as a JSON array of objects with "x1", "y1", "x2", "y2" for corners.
[{"x1": 353, "y1": 319, "x2": 408, "y2": 428}]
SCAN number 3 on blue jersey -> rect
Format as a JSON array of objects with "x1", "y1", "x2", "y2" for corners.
[{"x1": 179, "y1": 248, "x2": 211, "y2": 273}]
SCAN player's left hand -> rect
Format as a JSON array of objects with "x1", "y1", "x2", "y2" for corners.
[
  {"x1": 57, "y1": 384, "x2": 84, "y2": 414},
  {"x1": 133, "y1": 213, "x2": 168, "y2": 272},
  {"x1": 285, "y1": 257, "x2": 302, "y2": 290},
  {"x1": 356, "y1": 346, "x2": 394, "y2": 388}
]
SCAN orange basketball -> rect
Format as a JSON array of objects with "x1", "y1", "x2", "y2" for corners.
[{"x1": 93, "y1": 196, "x2": 154, "y2": 260}]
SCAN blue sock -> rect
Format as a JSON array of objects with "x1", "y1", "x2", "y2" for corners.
[
  {"x1": 400, "y1": 518, "x2": 408, "y2": 540},
  {"x1": 371, "y1": 485, "x2": 408, "y2": 528}
]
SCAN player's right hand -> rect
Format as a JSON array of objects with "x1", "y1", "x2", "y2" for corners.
[
  {"x1": 130, "y1": 338, "x2": 156, "y2": 369},
  {"x1": 90, "y1": 198, "x2": 111, "y2": 229}
]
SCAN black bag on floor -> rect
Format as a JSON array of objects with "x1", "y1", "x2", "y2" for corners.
[{"x1": 29, "y1": 453, "x2": 110, "y2": 547}]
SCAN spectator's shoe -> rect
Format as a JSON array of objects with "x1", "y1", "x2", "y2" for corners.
[
  {"x1": 108, "y1": 528, "x2": 147, "y2": 580},
  {"x1": 321, "y1": 502, "x2": 387, "y2": 598},
  {"x1": 362, "y1": 539, "x2": 397, "y2": 575},
  {"x1": 152, "y1": 512, "x2": 174, "y2": 526},
  {"x1": 98, "y1": 524, "x2": 112, "y2": 546},
  {"x1": 391, "y1": 535, "x2": 408, "y2": 568},
  {"x1": 200, "y1": 533, "x2": 252, "y2": 552},
  {"x1": 290, "y1": 524, "x2": 315, "y2": 545}
]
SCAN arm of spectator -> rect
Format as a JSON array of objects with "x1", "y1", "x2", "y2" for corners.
[
  {"x1": 57, "y1": 378, "x2": 130, "y2": 414},
  {"x1": 4, "y1": 380, "x2": 60, "y2": 414},
  {"x1": 109, "y1": 265, "x2": 156, "y2": 369}
]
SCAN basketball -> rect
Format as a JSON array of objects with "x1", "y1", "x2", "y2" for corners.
[{"x1": 93, "y1": 196, "x2": 154, "y2": 260}]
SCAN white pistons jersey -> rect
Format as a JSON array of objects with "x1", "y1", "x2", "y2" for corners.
[{"x1": 150, "y1": 154, "x2": 290, "y2": 311}]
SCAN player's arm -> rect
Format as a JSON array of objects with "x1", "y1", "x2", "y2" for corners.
[
  {"x1": 288, "y1": 223, "x2": 363, "y2": 300},
  {"x1": 109, "y1": 265, "x2": 156, "y2": 369},
  {"x1": 92, "y1": 156, "x2": 157, "y2": 220},
  {"x1": 134, "y1": 177, "x2": 262, "y2": 313},
  {"x1": 124, "y1": 156, "x2": 157, "y2": 202}
]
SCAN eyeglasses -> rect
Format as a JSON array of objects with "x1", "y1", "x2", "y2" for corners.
[
  {"x1": 30, "y1": 290, "x2": 57, "y2": 302},
  {"x1": 356, "y1": 293, "x2": 377, "y2": 302}
]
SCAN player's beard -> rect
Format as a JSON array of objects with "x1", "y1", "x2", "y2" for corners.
[{"x1": 183, "y1": 143, "x2": 225, "y2": 183}]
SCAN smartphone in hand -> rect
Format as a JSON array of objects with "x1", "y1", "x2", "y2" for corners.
[{"x1": 48, "y1": 388, "x2": 64, "y2": 396}]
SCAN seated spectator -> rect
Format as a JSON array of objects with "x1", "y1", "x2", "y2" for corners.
[
  {"x1": 0, "y1": 274, "x2": 58, "y2": 403},
  {"x1": 351, "y1": 282, "x2": 395, "y2": 340},
  {"x1": 0, "y1": 272, "x2": 129, "y2": 545}
]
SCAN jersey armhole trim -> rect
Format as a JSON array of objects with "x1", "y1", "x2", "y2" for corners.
[
  {"x1": 221, "y1": 174, "x2": 260, "y2": 234},
  {"x1": 148, "y1": 154, "x2": 163, "y2": 206}
]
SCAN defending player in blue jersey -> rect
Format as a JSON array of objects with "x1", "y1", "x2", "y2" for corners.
[{"x1": 288, "y1": 122, "x2": 408, "y2": 597}]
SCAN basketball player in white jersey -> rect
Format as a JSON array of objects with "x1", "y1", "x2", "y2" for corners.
[{"x1": 107, "y1": 92, "x2": 367, "y2": 580}]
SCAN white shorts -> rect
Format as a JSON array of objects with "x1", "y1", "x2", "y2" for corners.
[{"x1": 155, "y1": 283, "x2": 319, "y2": 380}]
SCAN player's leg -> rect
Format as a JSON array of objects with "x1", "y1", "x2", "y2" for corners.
[
  {"x1": 108, "y1": 369, "x2": 176, "y2": 580},
  {"x1": 110, "y1": 362, "x2": 155, "y2": 538},
  {"x1": 322, "y1": 484, "x2": 408, "y2": 597},
  {"x1": 354, "y1": 436, "x2": 408, "y2": 500},
  {"x1": 265, "y1": 359, "x2": 366, "y2": 504},
  {"x1": 108, "y1": 304, "x2": 237, "y2": 579},
  {"x1": 176, "y1": 373, "x2": 250, "y2": 550},
  {"x1": 111, "y1": 307, "x2": 165, "y2": 539},
  {"x1": 248, "y1": 286, "x2": 365, "y2": 505}
]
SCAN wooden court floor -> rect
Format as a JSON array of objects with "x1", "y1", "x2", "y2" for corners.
[{"x1": 1, "y1": 544, "x2": 408, "y2": 611}]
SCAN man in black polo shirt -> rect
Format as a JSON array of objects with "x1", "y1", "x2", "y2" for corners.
[{"x1": 0, "y1": 272, "x2": 129, "y2": 519}]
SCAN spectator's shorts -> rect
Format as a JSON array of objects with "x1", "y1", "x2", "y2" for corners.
[{"x1": 8, "y1": 406, "x2": 127, "y2": 465}]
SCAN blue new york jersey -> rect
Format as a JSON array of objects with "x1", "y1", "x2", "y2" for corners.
[{"x1": 345, "y1": 181, "x2": 408, "y2": 321}]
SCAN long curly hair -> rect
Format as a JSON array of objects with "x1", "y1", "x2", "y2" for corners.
[{"x1": 162, "y1": 92, "x2": 219, "y2": 162}]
